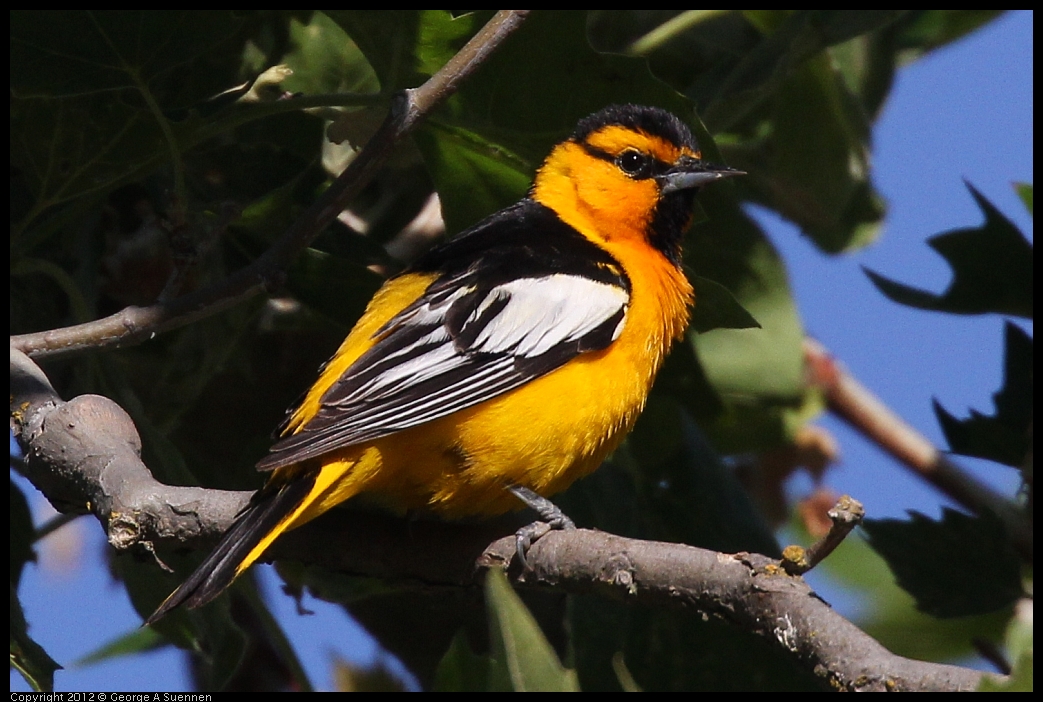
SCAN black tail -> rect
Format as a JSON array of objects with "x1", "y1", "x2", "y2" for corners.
[{"x1": 146, "y1": 476, "x2": 316, "y2": 625}]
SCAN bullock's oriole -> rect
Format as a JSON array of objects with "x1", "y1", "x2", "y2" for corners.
[{"x1": 147, "y1": 104, "x2": 741, "y2": 624}]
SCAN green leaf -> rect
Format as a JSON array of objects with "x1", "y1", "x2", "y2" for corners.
[
  {"x1": 75, "y1": 627, "x2": 166, "y2": 666},
  {"x1": 892, "y1": 11, "x2": 1005, "y2": 57},
  {"x1": 1014, "y1": 182, "x2": 1033, "y2": 216},
  {"x1": 689, "y1": 274, "x2": 761, "y2": 333},
  {"x1": 411, "y1": 123, "x2": 532, "y2": 235},
  {"x1": 485, "y1": 569, "x2": 580, "y2": 692},
  {"x1": 233, "y1": 165, "x2": 331, "y2": 241},
  {"x1": 977, "y1": 595, "x2": 1033, "y2": 691},
  {"x1": 843, "y1": 12, "x2": 1001, "y2": 120},
  {"x1": 433, "y1": 631, "x2": 492, "y2": 692},
  {"x1": 10, "y1": 11, "x2": 248, "y2": 229},
  {"x1": 757, "y1": 54, "x2": 880, "y2": 253},
  {"x1": 568, "y1": 585, "x2": 826, "y2": 691},
  {"x1": 978, "y1": 656, "x2": 1032, "y2": 691},
  {"x1": 279, "y1": 13, "x2": 379, "y2": 97},
  {"x1": 933, "y1": 323, "x2": 1032, "y2": 466},
  {"x1": 724, "y1": 47, "x2": 882, "y2": 254},
  {"x1": 626, "y1": 406, "x2": 781, "y2": 555},
  {"x1": 286, "y1": 248, "x2": 384, "y2": 329},
  {"x1": 10, "y1": 583, "x2": 62, "y2": 692},
  {"x1": 865, "y1": 183, "x2": 1033, "y2": 318},
  {"x1": 588, "y1": 11, "x2": 901, "y2": 132},
  {"x1": 11, "y1": 94, "x2": 171, "y2": 230},
  {"x1": 330, "y1": 11, "x2": 478, "y2": 92},
  {"x1": 715, "y1": 10, "x2": 893, "y2": 130},
  {"x1": 863, "y1": 508, "x2": 1022, "y2": 618}
]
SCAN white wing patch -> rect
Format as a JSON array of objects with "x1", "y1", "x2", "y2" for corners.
[{"x1": 467, "y1": 275, "x2": 628, "y2": 356}]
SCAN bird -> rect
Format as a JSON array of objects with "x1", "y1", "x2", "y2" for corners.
[{"x1": 146, "y1": 104, "x2": 742, "y2": 624}]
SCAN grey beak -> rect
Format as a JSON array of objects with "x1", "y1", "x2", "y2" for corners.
[{"x1": 659, "y1": 157, "x2": 744, "y2": 194}]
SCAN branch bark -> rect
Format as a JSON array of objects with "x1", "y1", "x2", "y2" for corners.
[{"x1": 11, "y1": 348, "x2": 995, "y2": 692}]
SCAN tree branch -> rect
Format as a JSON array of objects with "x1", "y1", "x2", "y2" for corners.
[
  {"x1": 11, "y1": 348, "x2": 996, "y2": 692},
  {"x1": 11, "y1": 348, "x2": 250, "y2": 554},
  {"x1": 10, "y1": 10, "x2": 531, "y2": 361}
]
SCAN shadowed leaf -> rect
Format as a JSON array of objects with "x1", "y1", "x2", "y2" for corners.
[
  {"x1": 863, "y1": 508, "x2": 1022, "y2": 618},
  {"x1": 933, "y1": 323, "x2": 1032, "y2": 466},
  {"x1": 865, "y1": 184, "x2": 1033, "y2": 318}
]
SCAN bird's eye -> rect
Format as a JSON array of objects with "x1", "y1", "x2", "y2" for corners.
[{"x1": 616, "y1": 149, "x2": 651, "y2": 178}]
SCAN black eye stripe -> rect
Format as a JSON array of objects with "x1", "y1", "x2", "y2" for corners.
[
  {"x1": 577, "y1": 142, "x2": 615, "y2": 163},
  {"x1": 577, "y1": 142, "x2": 668, "y2": 180}
]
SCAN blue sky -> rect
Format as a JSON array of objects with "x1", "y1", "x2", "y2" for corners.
[{"x1": 12, "y1": 10, "x2": 1032, "y2": 692}]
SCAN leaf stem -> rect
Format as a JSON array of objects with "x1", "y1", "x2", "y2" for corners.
[{"x1": 627, "y1": 10, "x2": 728, "y2": 56}]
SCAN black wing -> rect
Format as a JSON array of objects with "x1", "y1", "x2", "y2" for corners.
[{"x1": 257, "y1": 200, "x2": 631, "y2": 471}]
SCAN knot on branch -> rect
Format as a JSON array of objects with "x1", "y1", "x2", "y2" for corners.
[
  {"x1": 108, "y1": 511, "x2": 148, "y2": 551},
  {"x1": 601, "y1": 552, "x2": 638, "y2": 596}
]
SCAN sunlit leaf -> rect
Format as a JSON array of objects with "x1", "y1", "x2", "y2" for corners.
[
  {"x1": 280, "y1": 13, "x2": 379, "y2": 97},
  {"x1": 978, "y1": 597, "x2": 1032, "y2": 691},
  {"x1": 75, "y1": 627, "x2": 166, "y2": 666},
  {"x1": 330, "y1": 11, "x2": 477, "y2": 92},
  {"x1": 1014, "y1": 182, "x2": 1032, "y2": 216},
  {"x1": 485, "y1": 569, "x2": 580, "y2": 692}
]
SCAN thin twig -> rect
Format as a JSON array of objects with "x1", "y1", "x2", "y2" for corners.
[
  {"x1": 781, "y1": 495, "x2": 864, "y2": 575},
  {"x1": 11, "y1": 10, "x2": 531, "y2": 360}
]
